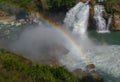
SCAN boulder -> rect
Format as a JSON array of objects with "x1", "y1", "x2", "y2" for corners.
[
  {"x1": 86, "y1": 64, "x2": 101, "y2": 80},
  {"x1": 73, "y1": 68, "x2": 88, "y2": 78},
  {"x1": 87, "y1": 63, "x2": 95, "y2": 69}
]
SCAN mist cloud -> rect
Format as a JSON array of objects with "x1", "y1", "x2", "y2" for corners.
[{"x1": 9, "y1": 24, "x2": 69, "y2": 64}]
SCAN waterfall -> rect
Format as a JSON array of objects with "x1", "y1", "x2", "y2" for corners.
[
  {"x1": 62, "y1": 1, "x2": 91, "y2": 70},
  {"x1": 106, "y1": 15, "x2": 112, "y2": 30},
  {"x1": 64, "y1": 1, "x2": 89, "y2": 34},
  {"x1": 94, "y1": 5, "x2": 110, "y2": 33}
]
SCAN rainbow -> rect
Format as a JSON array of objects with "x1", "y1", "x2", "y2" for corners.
[
  {"x1": 1, "y1": 1, "x2": 91, "y2": 65},
  {"x1": 36, "y1": 13, "x2": 91, "y2": 65},
  {"x1": 37, "y1": 12, "x2": 100, "y2": 81}
]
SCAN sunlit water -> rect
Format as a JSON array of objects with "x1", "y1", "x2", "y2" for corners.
[
  {"x1": 61, "y1": 31, "x2": 120, "y2": 82},
  {"x1": 63, "y1": 1, "x2": 120, "y2": 81},
  {"x1": 0, "y1": 24, "x2": 120, "y2": 82},
  {"x1": 87, "y1": 32, "x2": 120, "y2": 82}
]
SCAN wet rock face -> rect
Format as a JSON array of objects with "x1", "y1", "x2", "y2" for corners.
[
  {"x1": 73, "y1": 64, "x2": 102, "y2": 81},
  {"x1": 0, "y1": 10, "x2": 8, "y2": 17},
  {"x1": 112, "y1": 14, "x2": 120, "y2": 30},
  {"x1": 112, "y1": 3, "x2": 120, "y2": 13},
  {"x1": 87, "y1": 64, "x2": 95, "y2": 69},
  {"x1": 73, "y1": 68, "x2": 88, "y2": 78},
  {"x1": 89, "y1": 1, "x2": 120, "y2": 31},
  {"x1": 88, "y1": 0, "x2": 97, "y2": 30},
  {"x1": 103, "y1": 2, "x2": 120, "y2": 31},
  {"x1": 86, "y1": 64, "x2": 101, "y2": 80}
]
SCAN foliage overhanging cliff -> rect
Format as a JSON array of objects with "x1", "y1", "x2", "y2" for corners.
[{"x1": 0, "y1": 0, "x2": 119, "y2": 14}]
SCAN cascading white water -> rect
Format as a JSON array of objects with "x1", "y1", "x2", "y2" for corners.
[
  {"x1": 62, "y1": 1, "x2": 120, "y2": 82},
  {"x1": 106, "y1": 15, "x2": 112, "y2": 30},
  {"x1": 94, "y1": 0, "x2": 111, "y2": 33},
  {"x1": 94, "y1": 5, "x2": 111, "y2": 33},
  {"x1": 64, "y1": 1, "x2": 89, "y2": 34},
  {"x1": 85, "y1": 45, "x2": 120, "y2": 82}
]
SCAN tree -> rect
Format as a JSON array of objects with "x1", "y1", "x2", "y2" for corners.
[{"x1": 48, "y1": 0, "x2": 76, "y2": 12}]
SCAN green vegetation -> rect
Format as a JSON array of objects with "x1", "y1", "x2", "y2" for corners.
[
  {"x1": 0, "y1": 0, "x2": 76, "y2": 13},
  {"x1": 0, "y1": 0, "x2": 120, "y2": 14},
  {"x1": 0, "y1": 49, "x2": 104, "y2": 82},
  {"x1": 0, "y1": 0, "x2": 119, "y2": 14},
  {"x1": 47, "y1": 0, "x2": 76, "y2": 12},
  {"x1": 101, "y1": 0, "x2": 120, "y2": 14},
  {"x1": 0, "y1": 0, "x2": 37, "y2": 12},
  {"x1": 0, "y1": 49, "x2": 78, "y2": 82}
]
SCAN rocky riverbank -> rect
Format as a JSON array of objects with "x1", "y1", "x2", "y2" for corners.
[
  {"x1": 0, "y1": 10, "x2": 41, "y2": 26},
  {"x1": 0, "y1": 0, "x2": 120, "y2": 31}
]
